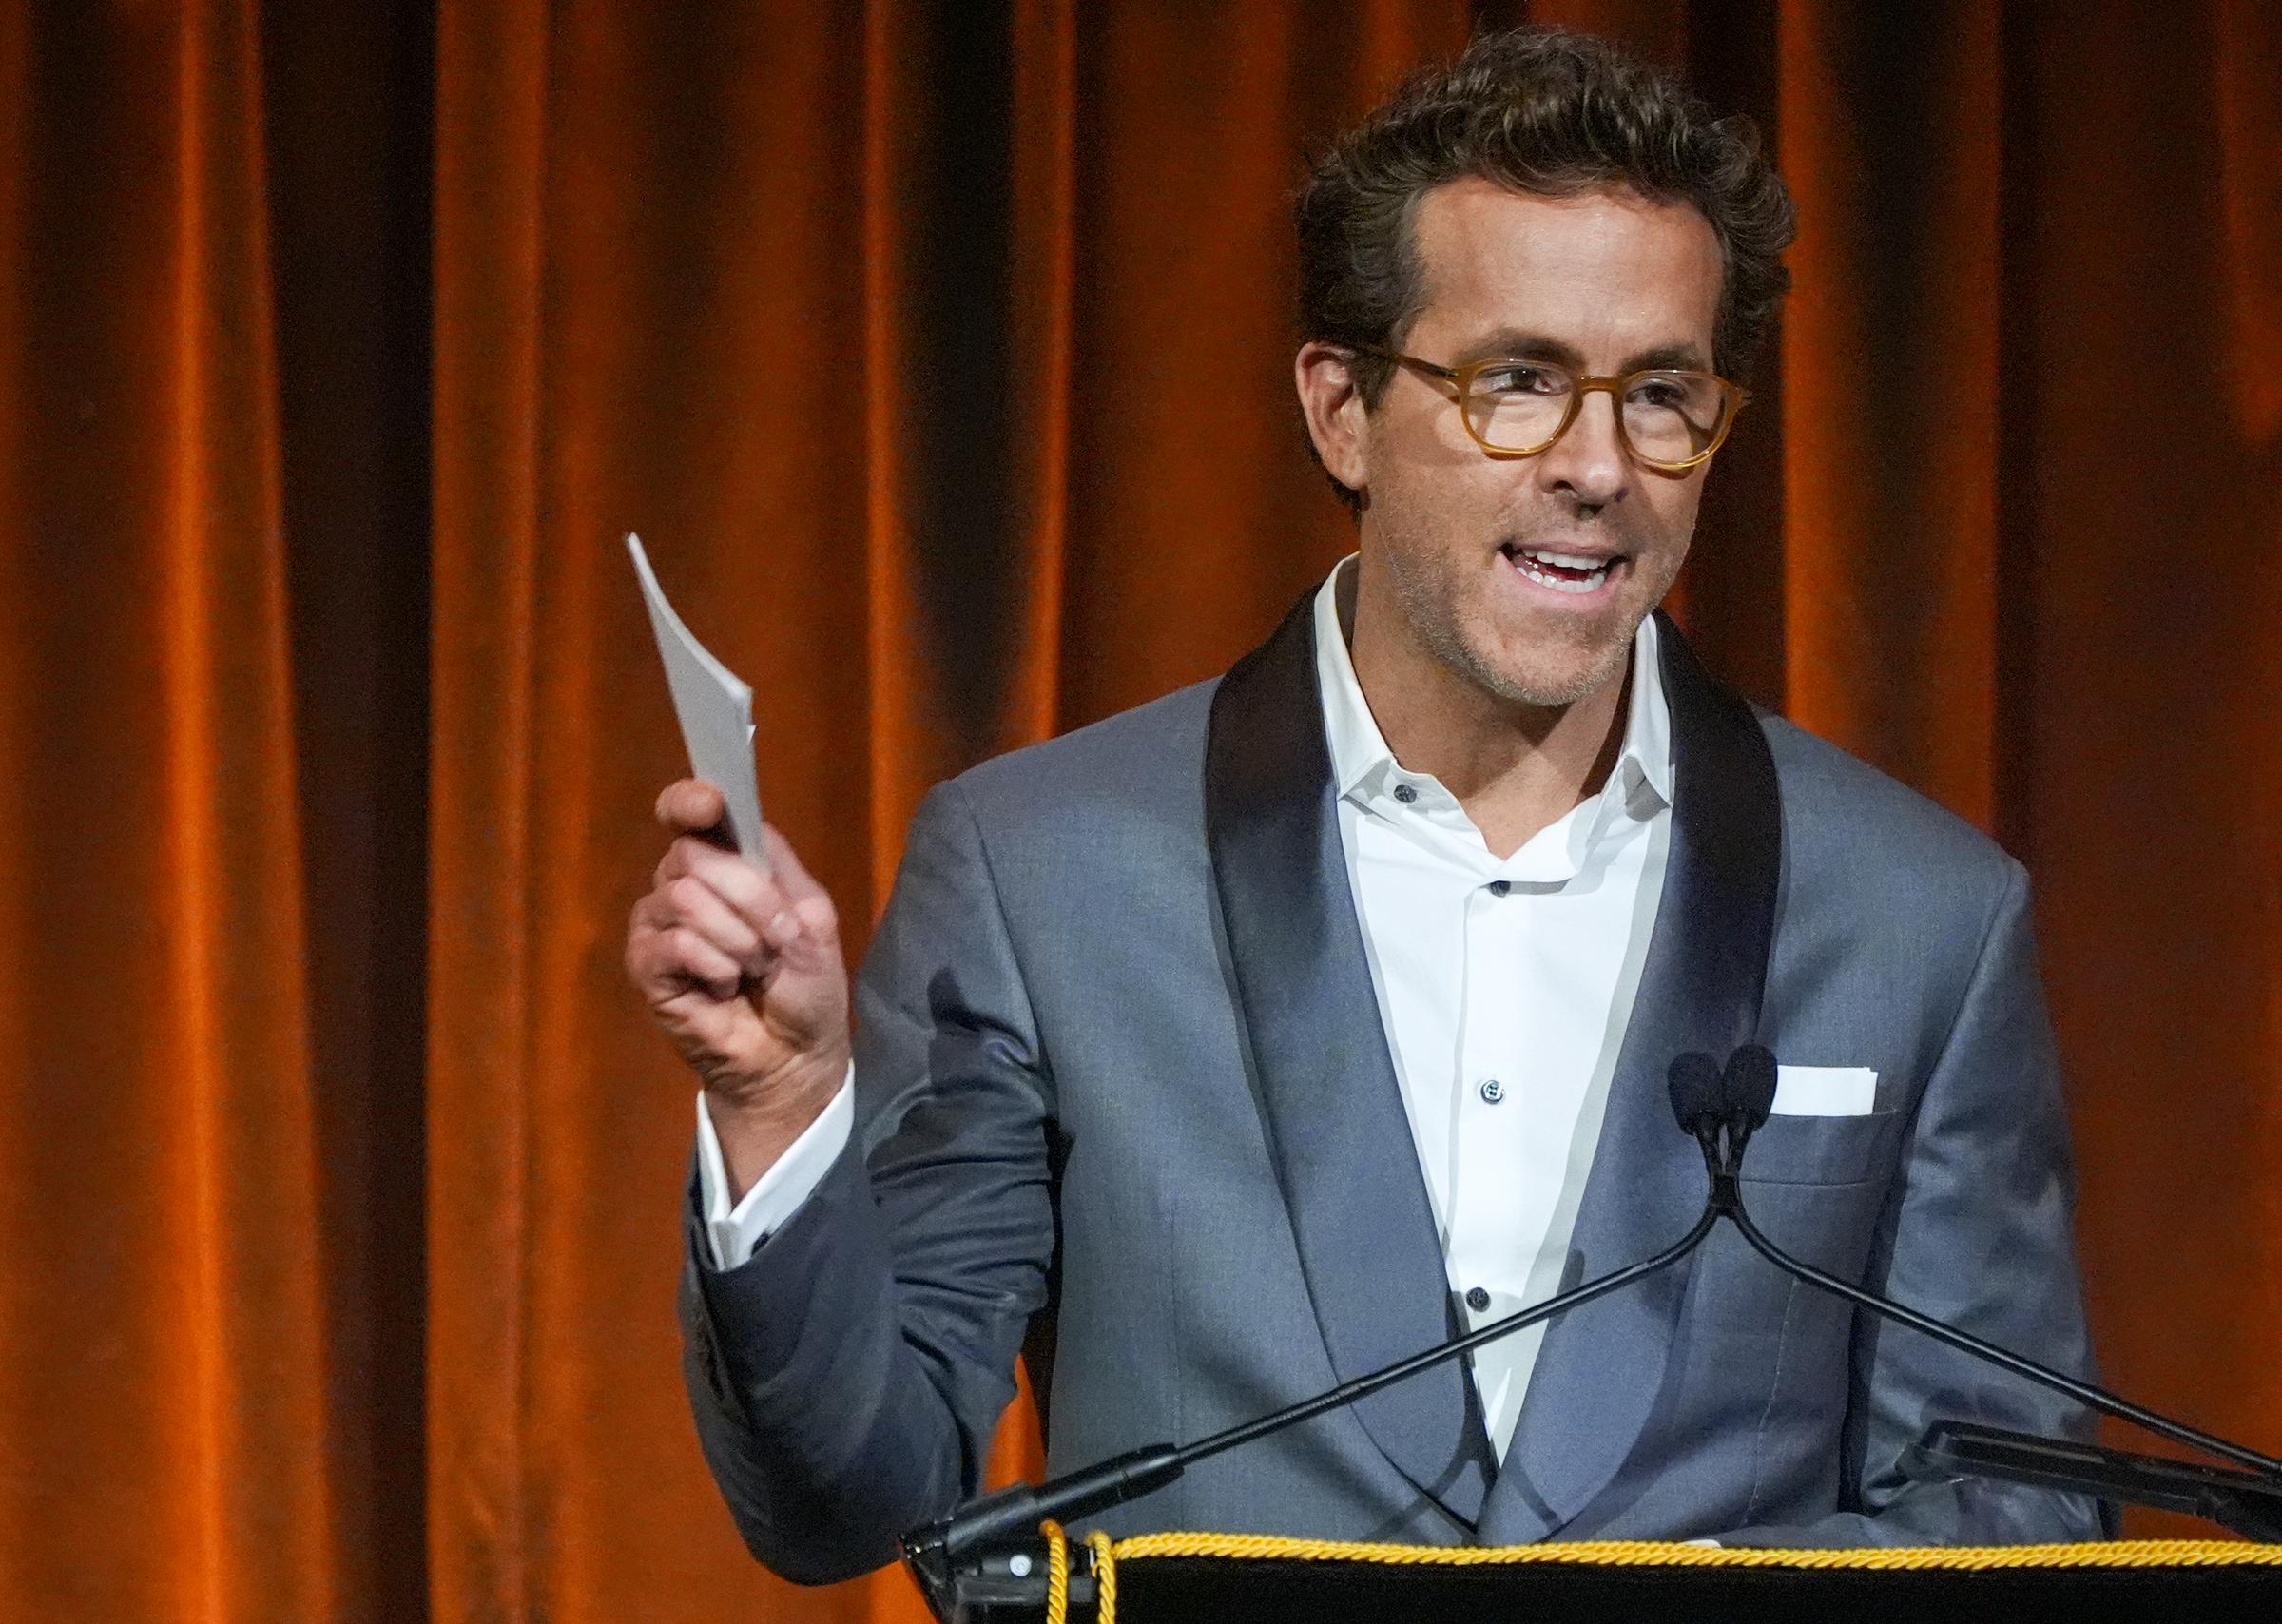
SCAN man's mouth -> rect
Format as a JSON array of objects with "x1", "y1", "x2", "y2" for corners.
[{"x1": 1500, "y1": 542, "x2": 1624, "y2": 596}]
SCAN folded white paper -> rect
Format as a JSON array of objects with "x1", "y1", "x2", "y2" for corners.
[
  {"x1": 627, "y1": 533, "x2": 769, "y2": 870},
  {"x1": 1770, "y1": 1065, "x2": 1878, "y2": 1117}
]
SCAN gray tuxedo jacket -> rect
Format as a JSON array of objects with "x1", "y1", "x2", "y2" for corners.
[{"x1": 680, "y1": 599, "x2": 2105, "y2": 1584}]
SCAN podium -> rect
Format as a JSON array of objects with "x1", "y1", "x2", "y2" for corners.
[{"x1": 923, "y1": 1530, "x2": 2282, "y2": 1624}]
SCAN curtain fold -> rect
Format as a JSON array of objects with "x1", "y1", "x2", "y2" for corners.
[
  {"x1": 1, "y1": 4, "x2": 2275, "y2": 1621},
  {"x1": 427, "y1": 4, "x2": 548, "y2": 1615},
  {"x1": 1776, "y1": 0, "x2": 2005, "y2": 824}
]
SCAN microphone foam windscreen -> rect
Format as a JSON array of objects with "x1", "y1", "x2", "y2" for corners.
[
  {"x1": 1666, "y1": 1052, "x2": 1725, "y2": 1135},
  {"x1": 1725, "y1": 1044, "x2": 1778, "y2": 1130}
]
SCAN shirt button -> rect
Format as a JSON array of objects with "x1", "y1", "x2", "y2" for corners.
[
  {"x1": 1392, "y1": 783, "x2": 1418, "y2": 804},
  {"x1": 1478, "y1": 1077, "x2": 1505, "y2": 1104},
  {"x1": 1465, "y1": 1286, "x2": 1491, "y2": 1312},
  {"x1": 1488, "y1": 880, "x2": 1511, "y2": 897}
]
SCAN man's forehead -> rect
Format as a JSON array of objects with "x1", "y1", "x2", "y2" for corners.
[{"x1": 1405, "y1": 177, "x2": 1724, "y2": 352}]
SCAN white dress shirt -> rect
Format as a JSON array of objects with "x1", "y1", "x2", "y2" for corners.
[
  {"x1": 1312, "y1": 559, "x2": 1672, "y2": 1459},
  {"x1": 696, "y1": 558, "x2": 1674, "y2": 1464}
]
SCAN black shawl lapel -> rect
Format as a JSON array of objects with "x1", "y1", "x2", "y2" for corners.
[
  {"x1": 1482, "y1": 609, "x2": 1784, "y2": 1543},
  {"x1": 1204, "y1": 593, "x2": 1495, "y2": 1530}
]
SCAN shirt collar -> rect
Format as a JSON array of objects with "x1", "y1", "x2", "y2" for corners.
[{"x1": 1311, "y1": 553, "x2": 1674, "y2": 818}]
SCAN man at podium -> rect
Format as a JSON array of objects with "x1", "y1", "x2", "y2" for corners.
[{"x1": 624, "y1": 26, "x2": 2105, "y2": 1583}]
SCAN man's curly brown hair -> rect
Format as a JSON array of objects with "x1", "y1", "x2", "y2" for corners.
[{"x1": 1295, "y1": 27, "x2": 1796, "y2": 511}]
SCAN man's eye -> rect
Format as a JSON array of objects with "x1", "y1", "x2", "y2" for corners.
[
  {"x1": 1627, "y1": 377, "x2": 1690, "y2": 409},
  {"x1": 1477, "y1": 364, "x2": 1564, "y2": 395}
]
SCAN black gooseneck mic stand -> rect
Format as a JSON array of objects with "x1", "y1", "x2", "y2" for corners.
[
  {"x1": 901, "y1": 1050, "x2": 1741, "y2": 1596},
  {"x1": 903, "y1": 1047, "x2": 2282, "y2": 1613}
]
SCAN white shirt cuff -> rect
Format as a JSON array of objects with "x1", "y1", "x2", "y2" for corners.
[{"x1": 695, "y1": 1066, "x2": 855, "y2": 1271}]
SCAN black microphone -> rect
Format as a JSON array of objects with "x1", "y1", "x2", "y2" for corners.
[
  {"x1": 1666, "y1": 1050, "x2": 1726, "y2": 1160},
  {"x1": 1719, "y1": 1042, "x2": 1776, "y2": 1154},
  {"x1": 1703, "y1": 1054, "x2": 2282, "y2": 1495},
  {"x1": 900, "y1": 1052, "x2": 1739, "y2": 1583}
]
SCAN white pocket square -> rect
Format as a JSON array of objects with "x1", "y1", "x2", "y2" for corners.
[{"x1": 1770, "y1": 1065, "x2": 1878, "y2": 1117}]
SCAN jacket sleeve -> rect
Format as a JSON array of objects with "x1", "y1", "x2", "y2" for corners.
[
  {"x1": 678, "y1": 778, "x2": 1056, "y2": 1583},
  {"x1": 1721, "y1": 859, "x2": 2114, "y2": 1547}
]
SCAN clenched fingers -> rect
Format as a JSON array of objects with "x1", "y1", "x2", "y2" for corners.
[
  {"x1": 659, "y1": 829, "x2": 834, "y2": 951},
  {"x1": 626, "y1": 891, "x2": 747, "y2": 1002},
  {"x1": 659, "y1": 874, "x2": 763, "y2": 966},
  {"x1": 654, "y1": 833, "x2": 778, "y2": 929}
]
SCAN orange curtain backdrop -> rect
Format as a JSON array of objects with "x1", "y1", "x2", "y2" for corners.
[
  {"x1": 2008, "y1": 0, "x2": 2282, "y2": 1456},
  {"x1": 0, "y1": 4, "x2": 2275, "y2": 1623},
  {"x1": 1776, "y1": 0, "x2": 2006, "y2": 824},
  {"x1": 0, "y1": 4, "x2": 343, "y2": 1620}
]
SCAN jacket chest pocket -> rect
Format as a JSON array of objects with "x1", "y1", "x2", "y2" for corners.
[{"x1": 1738, "y1": 1108, "x2": 1903, "y2": 1188}]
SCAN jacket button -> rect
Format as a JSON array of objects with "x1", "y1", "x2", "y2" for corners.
[{"x1": 1465, "y1": 1286, "x2": 1492, "y2": 1312}]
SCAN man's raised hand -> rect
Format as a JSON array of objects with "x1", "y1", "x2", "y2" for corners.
[{"x1": 624, "y1": 779, "x2": 851, "y2": 1192}]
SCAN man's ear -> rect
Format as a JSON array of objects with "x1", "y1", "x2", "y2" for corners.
[{"x1": 1294, "y1": 341, "x2": 1370, "y2": 497}]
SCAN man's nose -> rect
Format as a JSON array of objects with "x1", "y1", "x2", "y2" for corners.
[{"x1": 1535, "y1": 386, "x2": 1630, "y2": 509}]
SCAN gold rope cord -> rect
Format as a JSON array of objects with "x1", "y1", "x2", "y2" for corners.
[
  {"x1": 1041, "y1": 1522, "x2": 1126, "y2": 1624},
  {"x1": 1108, "y1": 1531, "x2": 2282, "y2": 1571},
  {"x1": 1088, "y1": 1529, "x2": 1119, "y2": 1624},
  {"x1": 1040, "y1": 1520, "x2": 1070, "y2": 1624}
]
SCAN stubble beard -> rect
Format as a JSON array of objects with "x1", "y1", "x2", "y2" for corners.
[{"x1": 1380, "y1": 527, "x2": 1654, "y2": 711}]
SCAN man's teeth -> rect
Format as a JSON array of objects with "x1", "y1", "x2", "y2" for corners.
[{"x1": 1510, "y1": 547, "x2": 1615, "y2": 594}]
